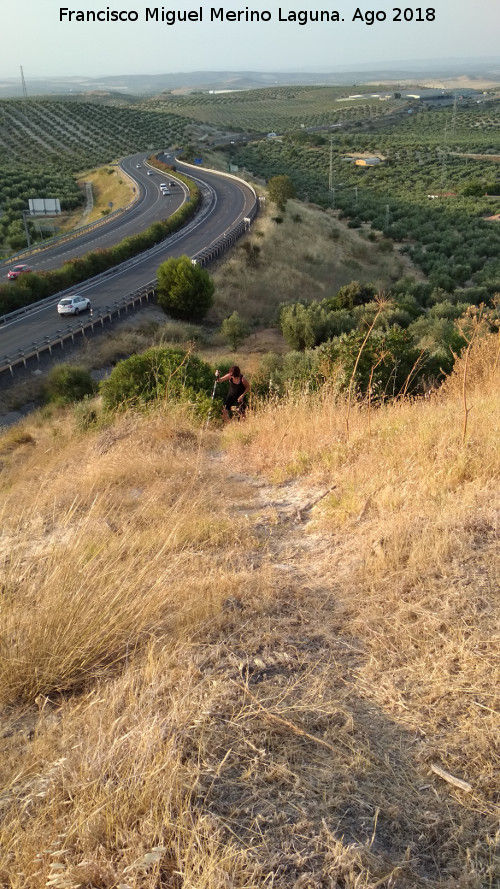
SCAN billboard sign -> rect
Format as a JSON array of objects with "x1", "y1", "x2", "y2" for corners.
[{"x1": 28, "y1": 198, "x2": 61, "y2": 216}]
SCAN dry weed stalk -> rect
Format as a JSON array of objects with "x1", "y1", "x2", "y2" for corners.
[
  {"x1": 345, "y1": 296, "x2": 389, "y2": 441},
  {"x1": 397, "y1": 347, "x2": 427, "y2": 401},
  {"x1": 456, "y1": 304, "x2": 491, "y2": 443},
  {"x1": 367, "y1": 351, "x2": 387, "y2": 435}
]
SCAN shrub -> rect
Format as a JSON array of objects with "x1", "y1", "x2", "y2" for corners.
[
  {"x1": 100, "y1": 347, "x2": 214, "y2": 410},
  {"x1": 44, "y1": 365, "x2": 96, "y2": 405},
  {"x1": 73, "y1": 398, "x2": 100, "y2": 431},
  {"x1": 267, "y1": 174, "x2": 296, "y2": 211},
  {"x1": 318, "y1": 327, "x2": 428, "y2": 398},
  {"x1": 221, "y1": 311, "x2": 250, "y2": 350}
]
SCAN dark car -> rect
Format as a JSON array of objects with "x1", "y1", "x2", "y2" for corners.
[{"x1": 7, "y1": 264, "x2": 32, "y2": 280}]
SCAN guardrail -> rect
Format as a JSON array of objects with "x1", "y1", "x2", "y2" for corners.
[
  {"x1": 1, "y1": 285, "x2": 157, "y2": 376},
  {"x1": 0, "y1": 179, "x2": 259, "y2": 378}
]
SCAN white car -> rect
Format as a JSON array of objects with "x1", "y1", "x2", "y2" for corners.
[{"x1": 57, "y1": 295, "x2": 91, "y2": 316}]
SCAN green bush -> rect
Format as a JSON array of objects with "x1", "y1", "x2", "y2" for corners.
[
  {"x1": 100, "y1": 347, "x2": 214, "y2": 410},
  {"x1": 221, "y1": 311, "x2": 250, "y2": 350},
  {"x1": 280, "y1": 301, "x2": 356, "y2": 351},
  {"x1": 267, "y1": 174, "x2": 296, "y2": 211},
  {"x1": 73, "y1": 398, "x2": 100, "y2": 432},
  {"x1": 44, "y1": 365, "x2": 96, "y2": 405},
  {"x1": 318, "y1": 327, "x2": 429, "y2": 398},
  {"x1": 251, "y1": 350, "x2": 322, "y2": 397},
  {"x1": 156, "y1": 256, "x2": 214, "y2": 322}
]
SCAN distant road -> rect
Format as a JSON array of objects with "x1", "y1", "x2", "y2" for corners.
[
  {"x1": 0, "y1": 156, "x2": 257, "y2": 366},
  {"x1": 1, "y1": 152, "x2": 187, "y2": 276}
]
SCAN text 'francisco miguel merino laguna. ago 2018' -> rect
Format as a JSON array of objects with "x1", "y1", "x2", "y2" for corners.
[
  {"x1": 59, "y1": 7, "x2": 437, "y2": 23},
  {"x1": 60, "y1": 7, "x2": 353, "y2": 23}
]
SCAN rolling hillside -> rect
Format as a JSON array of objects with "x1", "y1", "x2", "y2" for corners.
[{"x1": 0, "y1": 333, "x2": 498, "y2": 888}]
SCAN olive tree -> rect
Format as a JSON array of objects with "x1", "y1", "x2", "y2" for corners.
[
  {"x1": 267, "y1": 175, "x2": 296, "y2": 212},
  {"x1": 221, "y1": 311, "x2": 250, "y2": 350}
]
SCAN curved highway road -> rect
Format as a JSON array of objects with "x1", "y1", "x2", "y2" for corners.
[
  {"x1": 2, "y1": 153, "x2": 188, "y2": 276},
  {"x1": 0, "y1": 158, "x2": 256, "y2": 365}
]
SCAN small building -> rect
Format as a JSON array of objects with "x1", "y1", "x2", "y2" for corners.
[{"x1": 355, "y1": 157, "x2": 381, "y2": 166}]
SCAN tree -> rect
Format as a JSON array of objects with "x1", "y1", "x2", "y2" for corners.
[
  {"x1": 221, "y1": 311, "x2": 250, "y2": 350},
  {"x1": 267, "y1": 175, "x2": 296, "y2": 212},
  {"x1": 6, "y1": 218, "x2": 35, "y2": 251},
  {"x1": 156, "y1": 255, "x2": 214, "y2": 321},
  {"x1": 326, "y1": 280, "x2": 377, "y2": 311}
]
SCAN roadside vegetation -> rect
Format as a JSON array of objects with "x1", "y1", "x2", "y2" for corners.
[
  {"x1": 0, "y1": 179, "x2": 200, "y2": 315},
  {"x1": 76, "y1": 164, "x2": 136, "y2": 225}
]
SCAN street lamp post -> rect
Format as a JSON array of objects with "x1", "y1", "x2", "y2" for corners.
[{"x1": 22, "y1": 210, "x2": 31, "y2": 250}]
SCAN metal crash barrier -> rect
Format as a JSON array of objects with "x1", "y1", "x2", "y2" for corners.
[{"x1": 1, "y1": 286, "x2": 156, "y2": 376}]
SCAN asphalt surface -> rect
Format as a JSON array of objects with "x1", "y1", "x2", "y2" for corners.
[{"x1": 0, "y1": 155, "x2": 256, "y2": 368}]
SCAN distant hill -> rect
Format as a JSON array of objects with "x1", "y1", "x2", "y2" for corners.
[{"x1": 1, "y1": 60, "x2": 500, "y2": 98}]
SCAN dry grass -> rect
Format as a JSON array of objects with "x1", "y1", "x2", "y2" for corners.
[
  {"x1": 0, "y1": 338, "x2": 498, "y2": 887},
  {"x1": 77, "y1": 164, "x2": 136, "y2": 225},
  {"x1": 0, "y1": 408, "x2": 243, "y2": 705},
  {"x1": 219, "y1": 335, "x2": 499, "y2": 880},
  {"x1": 52, "y1": 165, "x2": 136, "y2": 235},
  {"x1": 209, "y1": 200, "x2": 409, "y2": 326}
]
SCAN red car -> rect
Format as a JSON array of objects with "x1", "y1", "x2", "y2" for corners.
[{"x1": 7, "y1": 264, "x2": 32, "y2": 280}]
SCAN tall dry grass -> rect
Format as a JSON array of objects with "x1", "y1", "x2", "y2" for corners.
[
  {"x1": 0, "y1": 340, "x2": 498, "y2": 888},
  {"x1": 222, "y1": 335, "x2": 500, "y2": 830},
  {"x1": 0, "y1": 407, "x2": 244, "y2": 706}
]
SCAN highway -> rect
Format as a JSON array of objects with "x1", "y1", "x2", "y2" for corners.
[
  {"x1": 0, "y1": 156, "x2": 257, "y2": 369},
  {"x1": 0, "y1": 153, "x2": 187, "y2": 276}
]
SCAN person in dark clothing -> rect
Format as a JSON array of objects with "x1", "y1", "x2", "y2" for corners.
[{"x1": 215, "y1": 365, "x2": 250, "y2": 421}]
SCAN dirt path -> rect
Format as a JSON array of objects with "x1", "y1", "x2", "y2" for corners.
[{"x1": 193, "y1": 451, "x2": 469, "y2": 887}]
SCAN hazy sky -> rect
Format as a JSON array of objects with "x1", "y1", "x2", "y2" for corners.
[{"x1": 2, "y1": 0, "x2": 499, "y2": 79}]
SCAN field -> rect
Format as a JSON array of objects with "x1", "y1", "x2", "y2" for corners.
[
  {"x1": 147, "y1": 85, "x2": 389, "y2": 132},
  {"x1": 3, "y1": 86, "x2": 500, "y2": 292},
  {"x1": 0, "y1": 99, "x2": 190, "y2": 252},
  {"x1": 228, "y1": 102, "x2": 500, "y2": 292}
]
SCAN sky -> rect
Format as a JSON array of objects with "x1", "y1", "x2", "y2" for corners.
[{"x1": 1, "y1": 0, "x2": 499, "y2": 79}]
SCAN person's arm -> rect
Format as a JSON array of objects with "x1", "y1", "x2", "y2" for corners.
[
  {"x1": 217, "y1": 372, "x2": 231, "y2": 383},
  {"x1": 238, "y1": 376, "x2": 250, "y2": 401}
]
